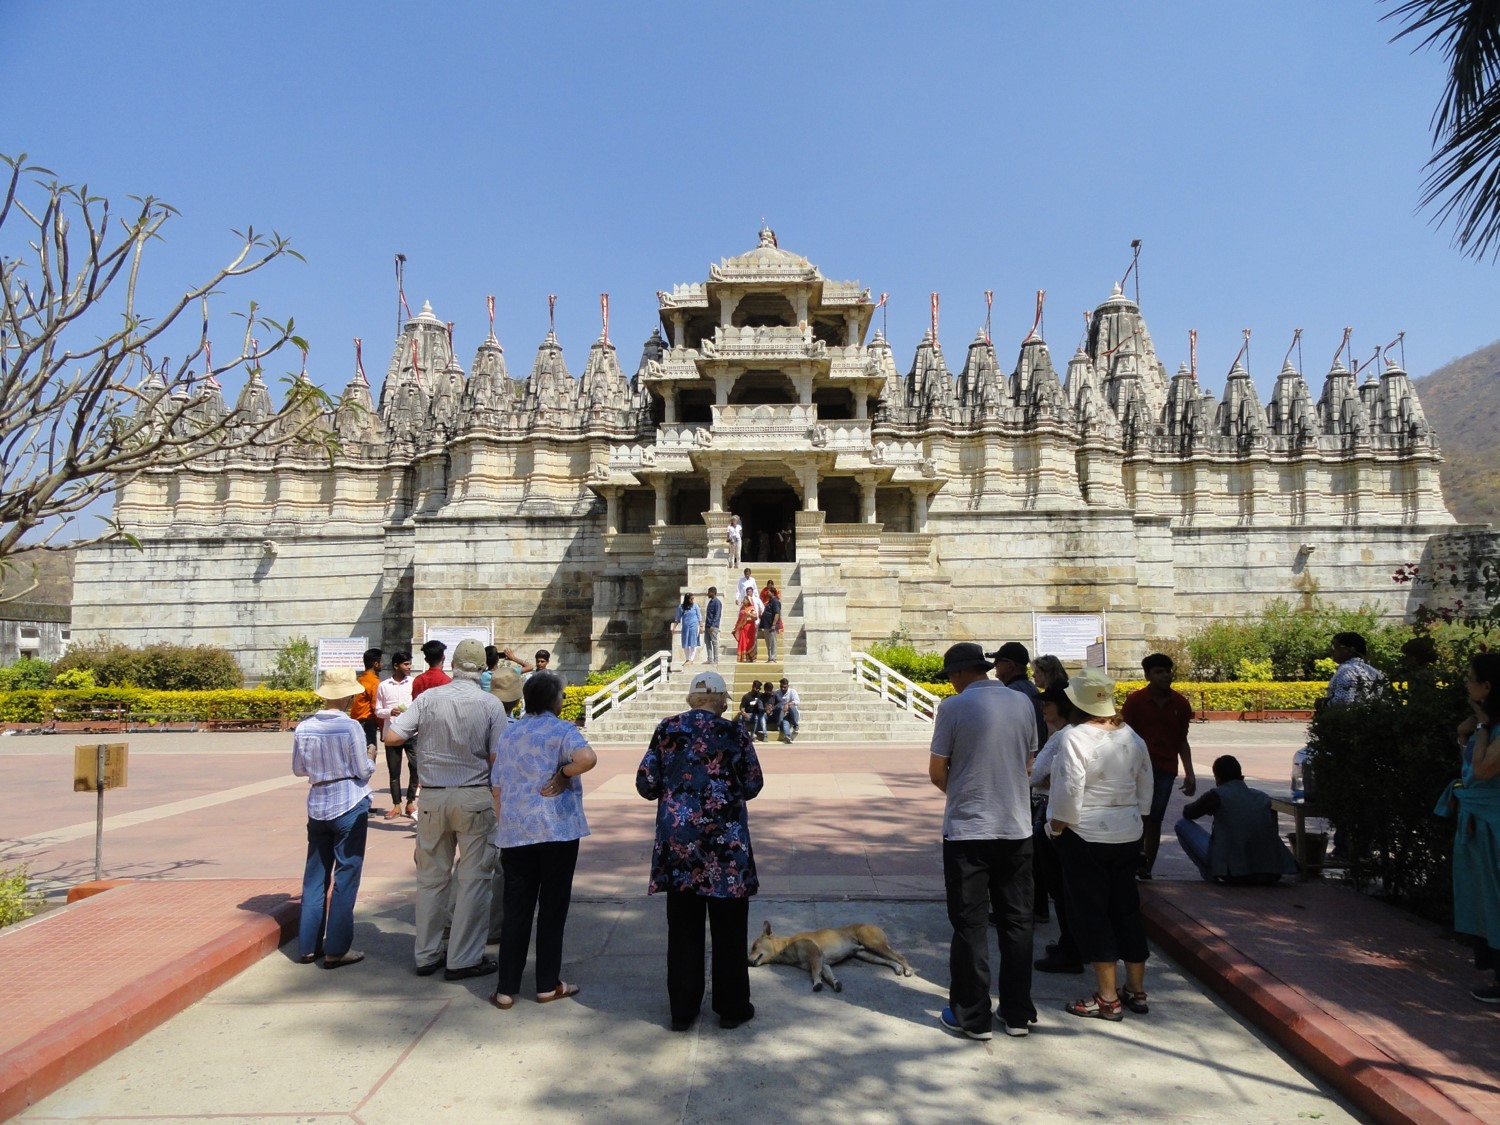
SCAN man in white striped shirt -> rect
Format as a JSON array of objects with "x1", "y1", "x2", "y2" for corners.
[
  {"x1": 388, "y1": 638, "x2": 510, "y2": 980},
  {"x1": 292, "y1": 668, "x2": 377, "y2": 968}
]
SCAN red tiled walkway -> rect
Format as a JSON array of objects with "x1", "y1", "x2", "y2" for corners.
[
  {"x1": 0, "y1": 879, "x2": 296, "y2": 1120},
  {"x1": 1143, "y1": 880, "x2": 1497, "y2": 1125}
]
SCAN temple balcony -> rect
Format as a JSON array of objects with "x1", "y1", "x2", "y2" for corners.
[
  {"x1": 698, "y1": 324, "x2": 827, "y2": 362},
  {"x1": 649, "y1": 404, "x2": 874, "y2": 453}
]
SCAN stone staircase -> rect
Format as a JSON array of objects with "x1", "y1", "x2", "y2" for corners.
[{"x1": 583, "y1": 656, "x2": 934, "y2": 745}]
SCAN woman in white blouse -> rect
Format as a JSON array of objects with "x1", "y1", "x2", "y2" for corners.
[{"x1": 1047, "y1": 667, "x2": 1153, "y2": 1021}]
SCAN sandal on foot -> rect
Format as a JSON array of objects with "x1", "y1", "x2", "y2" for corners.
[
  {"x1": 1065, "y1": 993, "x2": 1123, "y2": 1021},
  {"x1": 1121, "y1": 988, "x2": 1149, "y2": 1014},
  {"x1": 489, "y1": 993, "x2": 515, "y2": 1010},
  {"x1": 536, "y1": 981, "x2": 580, "y2": 1004},
  {"x1": 383, "y1": 807, "x2": 400, "y2": 820}
]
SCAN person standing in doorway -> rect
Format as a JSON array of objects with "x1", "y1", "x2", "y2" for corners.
[
  {"x1": 726, "y1": 515, "x2": 743, "y2": 568},
  {"x1": 704, "y1": 586, "x2": 723, "y2": 666},
  {"x1": 760, "y1": 581, "x2": 782, "y2": 662}
]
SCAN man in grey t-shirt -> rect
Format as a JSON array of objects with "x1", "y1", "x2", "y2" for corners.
[{"x1": 928, "y1": 642, "x2": 1038, "y2": 1041}]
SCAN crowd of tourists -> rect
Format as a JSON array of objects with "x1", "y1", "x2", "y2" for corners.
[{"x1": 290, "y1": 624, "x2": 1496, "y2": 1041}]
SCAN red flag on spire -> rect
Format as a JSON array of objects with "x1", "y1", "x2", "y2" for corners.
[
  {"x1": 395, "y1": 254, "x2": 411, "y2": 321},
  {"x1": 875, "y1": 293, "x2": 888, "y2": 308},
  {"x1": 354, "y1": 338, "x2": 367, "y2": 385},
  {"x1": 984, "y1": 290, "x2": 994, "y2": 345},
  {"x1": 203, "y1": 339, "x2": 219, "y2": 388},
  {"x1": 447, "y1": 322, "x2": 455, "y2": 352},
  {"x1": 930, "y1": 292, "x2": 939, "y2": 349},
  {"x1": 1189, "y1": 329, "x2": 1198, "y2": 380},
  {"x1": 487, "y1": 295, "x2": 495, "y2": 334},
  {"x1": 600, "y1": 293, "x2": 610, "y2": 344}
]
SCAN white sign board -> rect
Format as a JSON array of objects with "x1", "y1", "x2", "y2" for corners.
[
  {"x1": 423, "y1": 624, "x2": 493, "y2": 671},
  {"x1": 317, "y1": 637, "x2": 369, "y2": 673},
  {"x1": 1033, "y1": 613, "x2": 1107, "y2": 662}
]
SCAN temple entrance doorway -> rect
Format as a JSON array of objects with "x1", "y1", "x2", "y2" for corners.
[{"x1": 729, "y1": 478, "x2": 800, "y2": 562}]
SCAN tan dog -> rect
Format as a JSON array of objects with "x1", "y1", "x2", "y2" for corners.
[{"x1": 748, "y1": 920, "x2": 914, "y2": 992}]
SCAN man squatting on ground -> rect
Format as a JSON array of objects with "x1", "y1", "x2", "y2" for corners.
[
  {"x1": 293, "y1": 667, "x2": 378, "y2": 969},
  {"x1": 1175, "y1": 755, "x2": 1299, "y2": 884},
  {"x1": 386, "y1": 637, "x2": 510, "y2": 980},
  {"x1": 1119, "y1": 653, "x2": 1195, "y2": 879},
  {"x1": 929, "y1": 641, "x2": 1039, "y2": 1040}
]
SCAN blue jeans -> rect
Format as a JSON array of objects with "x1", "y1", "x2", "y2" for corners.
[
  {"x1": 1175, "y1": 817, "x2": 1212, "y2": 880},
  {"x1": 300, "y1": 796, "x2": 370, "y2": 958},
  {"x1": 779, "y1": 705, "x2": 800, "y2": 739}
]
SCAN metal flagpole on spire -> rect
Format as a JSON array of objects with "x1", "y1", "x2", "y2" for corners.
[
  {"x1": 601, "y1": 293, "x2": 610, "y2": 344},
  {"x1": 1120, "y1": 239, "x2": 1142, "y2": 306},
  {"x1": 446, "y1": 322, "x2": 455, "y2": 354},
  {"x1": 203, "y1": 338, "x2": 218, "y2": 388},
  {"x1": 354, "y1": 338, "x2": 367, "y2": 386},
  {"x1": 984, "y1": 290, "x2": 993, "y2": 345},
  {"x1": 395, "y1": 254, "x2": 411, "y2": 334},
  {"x1": 1189, "y1": 329, "x2": 1198, "y2": 380},
  {"x1": 930, "y1": 292, "x2": 939, "y2": 350},
  {"x1": 1025, "y1": 290, "x2": 1045, "y2": 343},
  {"x1": 1383, "y1": 332, "x2": 1405, "y2": 368},
  {"x1": 876, "y1": 293, "x2": 888, "y2": 338},
  {"x1": 1231, "y1": 328, "x2": 1251, "y2": 373},
  {"x1": 487, "y1": 295, "x2": 496, "y2": 337},
  {"x1": 1281, "y1": 328, "x2": 1302, "y2": 371},
  {"x1": 548, "y1": 294, "x2": 557, "y2": 338},
  {"x1": 1333, "y1": 327, "x2": 1352, "y2": 370}
]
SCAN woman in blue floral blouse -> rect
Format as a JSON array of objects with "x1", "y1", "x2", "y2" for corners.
[{"x1": 637, "y1": 669, "x2": 764, "y2": 1031}]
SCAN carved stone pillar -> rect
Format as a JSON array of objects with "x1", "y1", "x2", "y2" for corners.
[
  {"x1": 913, "y1": 488, "x2": 929, "y2": 532},
  {"x1": 844, "y1": 310, "x2": 860, "y2": 347},
  {"x1": 718, "y1": 292, "x2": 740, "y2": 327},
  {"x1": 604, "y1": 488, "x2": 621, "y2": 535},
  {"x1": 797, "y1": 465, "x2": 820, "y2": 511},
  {"x1": 670, "y1": 312, "x2": 686, "y2": 349},
  {"x1": 859, "y1": 476, "x2": 877, "y2": 523},
  {"x1": 854, "y1": 391, "x2": 868, "y2": 422},
  {"x1": 664, "y1": 386, "x2": 678, "y2": 424},
  {"x1": 653, "y1": 478, "x2": 669, "y2": 526},
  {"x1": 708, "y1": 467, "x2": 725, "y2": 512}
]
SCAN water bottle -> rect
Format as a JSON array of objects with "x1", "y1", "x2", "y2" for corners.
[{"x1": 1291, "y1": 746, "x2": 1310, "y2": 802}]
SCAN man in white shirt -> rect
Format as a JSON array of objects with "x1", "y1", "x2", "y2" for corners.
[
  {"x1": 735, "y1": 567, "x2": 756, "y2": 606},
  {"x1": 928, "y1": 642, "x2": 1038, "y2": 1041},
  {"x1": 774, "y1": 677, "x2": 800, "y2": 742},
  {"x1": 726, "y1": 514, "x2": 743, "y2": 568},
  {"x1": 374, "y1": 651, "x2": 419, "y2": 820}
]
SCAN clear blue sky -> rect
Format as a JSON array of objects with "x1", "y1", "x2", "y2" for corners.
[{"x1": 4, "y1": 1, "x2": 1495, "y2": 404}]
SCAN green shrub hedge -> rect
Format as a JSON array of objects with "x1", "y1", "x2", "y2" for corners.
[
  {"x1": 0, "y1": 687, "x2": 319, "y2": 723},
  {"x1": 54, "y1": 641, "x2": 243, "y2": 690},
  {"x1": 914, "y1": 680, "x2": 1325, "y2": 711}
]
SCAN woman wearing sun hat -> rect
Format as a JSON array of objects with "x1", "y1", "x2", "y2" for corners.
[{"x1": 1047, "y1": 666, "x2": 1153, "y2": 1021}]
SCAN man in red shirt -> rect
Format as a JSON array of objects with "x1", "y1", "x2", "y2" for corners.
[
  {"x1": 1119, "y1": 653, "x2": 1196, "y2": 879},
  {"x1": 412, "y1": 640, "x2": 451, "y2": 699}
]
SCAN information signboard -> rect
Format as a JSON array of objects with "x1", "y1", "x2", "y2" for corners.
[
  {"x1": 317, "y1": 637, "x2": 370, "y2": 673},
  {"x1": 423, "y1": 624, "x2": 493, "y2": 671},
  {"x1": 1032, "y1": 613, "x2": 1107, "y2": 662},
  {"x1": 73, "y1": 743, "x2": 129, "y2": 792}
]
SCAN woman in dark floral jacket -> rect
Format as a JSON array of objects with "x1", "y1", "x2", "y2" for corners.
[{"x1": 637, "y1": 669, "x2": 764, "y2": 1031}]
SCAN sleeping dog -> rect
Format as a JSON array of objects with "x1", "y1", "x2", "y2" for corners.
[{"x1": 747, "y1": 920, "x2": 914, "y2": 992}]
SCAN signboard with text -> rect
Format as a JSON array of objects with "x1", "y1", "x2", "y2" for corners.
[
  {"x1": 317, "y1": 637, "x2": 370, "y2": 673},
  {"x1": 74, "y1": 743, "x2": 129, "y2": 792},
  {"x1": 423, "y1": 624, "x2": 493, "y2": 671},
  {"x1": 1032, "y1": 613, "x2": 1107, "y2": 663}
]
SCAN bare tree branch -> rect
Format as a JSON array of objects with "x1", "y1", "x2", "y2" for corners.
[{"x1": 0, "y1": 154, "x2": 342, "y2": 564}]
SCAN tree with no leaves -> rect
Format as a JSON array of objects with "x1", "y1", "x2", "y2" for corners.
[
  {"x1": 0, "y1": 153, "x2": 333, "y2": 579},
  {"x1": 1390, "y1": 1, "x2": 1500, "y2": 259}
]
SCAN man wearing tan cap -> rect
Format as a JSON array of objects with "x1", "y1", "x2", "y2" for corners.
[
  {"x1": 387, "y1": 637, "x2": 510, "y2": 981},
  {"x1": 293, "y1": 667, "x2": 378, "y2": 969}
]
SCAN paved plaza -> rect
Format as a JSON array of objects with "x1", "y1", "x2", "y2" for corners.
[{"x1": 1, "y1": 722, "x2": 1494, "y2": 1122}]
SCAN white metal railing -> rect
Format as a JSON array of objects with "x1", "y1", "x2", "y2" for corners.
[
  {"x1": 851, "y1": 651, "x2": 940, "y2": 723},
  {"x1": 585, "y1": 649, "x2": 674, "y2": 725}
]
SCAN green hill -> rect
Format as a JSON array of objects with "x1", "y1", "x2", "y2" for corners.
[{"x1": 1415, "y1": 340, "x2": 1500, "y2": 528}]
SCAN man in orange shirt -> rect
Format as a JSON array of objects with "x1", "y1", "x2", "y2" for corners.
[
  {"x1": 1119, "y1": 653, "x2": 1196, "y2": 880},
  {"x1": 350, "y1": 648, "x2": 384, "y2": 760}
]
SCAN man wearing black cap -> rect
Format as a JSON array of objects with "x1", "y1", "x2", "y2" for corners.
[
  {"x1": 928, "y1": 641, "x2": 1039, "y2": 1041},
  {"x1": 988, "y1": 641, "x2": 1047, "y2": 749}
]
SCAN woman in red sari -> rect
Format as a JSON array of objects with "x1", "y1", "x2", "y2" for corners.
[{"x1": 732, "y1": 596, "x2": 758, "y2": 663}]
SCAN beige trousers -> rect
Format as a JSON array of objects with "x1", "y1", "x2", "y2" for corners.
[{"x1": 414, "y1": 786, "x2": 496, "y2": 971}]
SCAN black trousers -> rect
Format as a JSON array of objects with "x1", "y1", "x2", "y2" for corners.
[
  {"x1": 665, "y1": 890, "x2": 752, "y2": 1025},
  {"x1": 1033, "y1": 824, "x2": 1081, "y2": 962},
  {"x1": 495, "y1": 838, "x2": 579, "y2": 995},
  {"x1": 1055, "y1": 830, "x2": 1149, "y2": 965},
  {"x1": 942, "y1": 836, "x2": 1035, "y2": 1033},
  {"x1": 386, "y1": 741, "x2": 419, "y2": 805}
]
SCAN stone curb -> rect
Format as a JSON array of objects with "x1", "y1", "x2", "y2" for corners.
[
  {"x1": 0, "y1": 883, "x2": 297, "y2": 1121},
  {"x1": 1141, "y1": 890, "x2": 1483, "y2": 1125}
]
